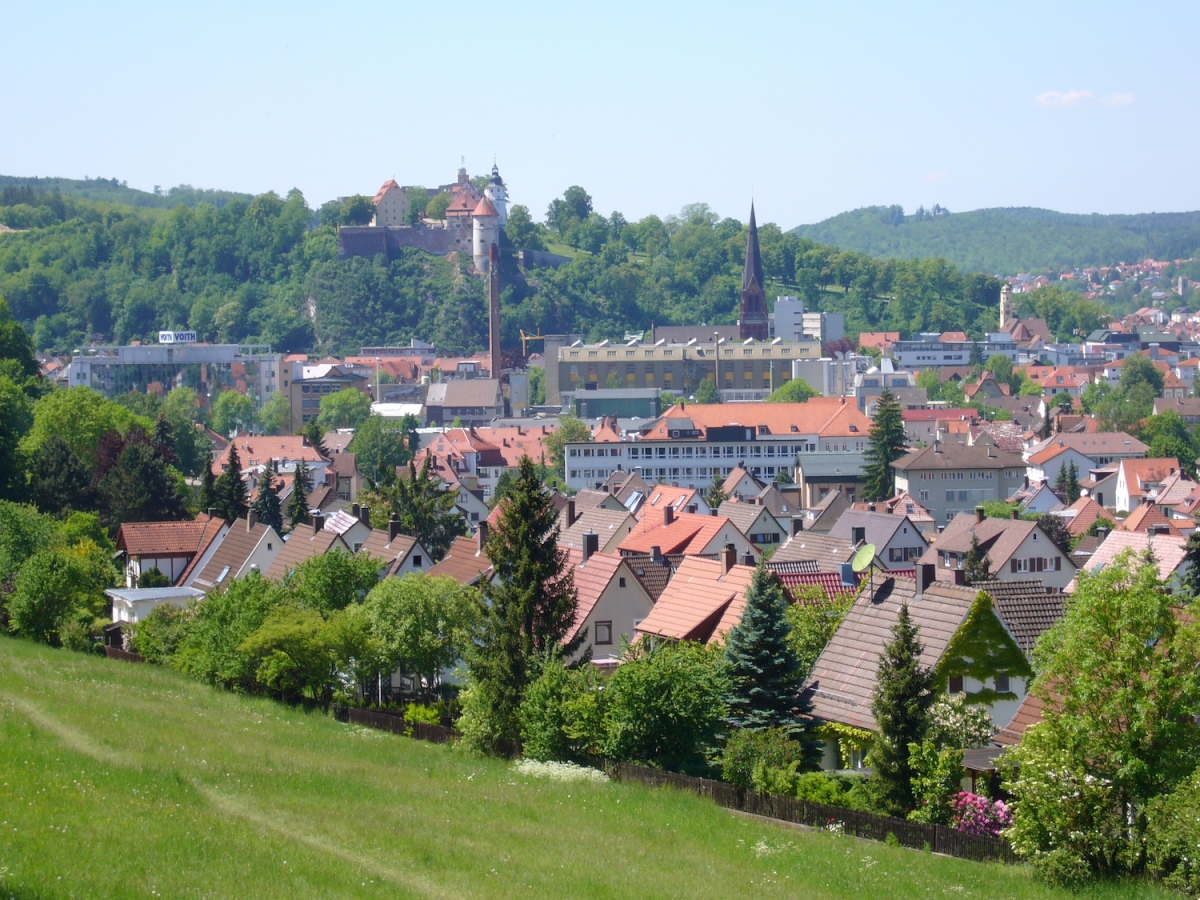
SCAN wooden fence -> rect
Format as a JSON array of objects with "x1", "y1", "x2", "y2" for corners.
[
  {"x1": 333, "y1": 714, "x2": 1014, "y2": 865},
  {"x1": 104, "y1": 646, "x2": 144, "y2": 663}
]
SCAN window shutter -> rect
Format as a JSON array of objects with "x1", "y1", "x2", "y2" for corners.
[{"x1": 1010, "y1": 559, "x2": 1018, "y2": 573}]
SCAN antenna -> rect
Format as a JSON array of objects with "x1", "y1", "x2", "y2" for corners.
[{"x1": 851, "y1": 543, "x2": 877, "y2": 574}]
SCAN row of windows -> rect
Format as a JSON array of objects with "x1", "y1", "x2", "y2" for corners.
[
  {"x1": 569, "y1": 465, "x2": 787, "y2": 481},
  {"x1": 918, "y1": 471, "x2": 995, "y2": 480},
  {"x1": 948, "y1": 673, "x2": 1011, "y2": 693},
  {"x1": 567, "y1": 347, "x2": 798, "y2": 359},
  {"x1": 888, "y1": 546, "x2": 923, "y2": 562},
  {"x1": 571, "y1": 443, "x2": 820, "y2": 459}
]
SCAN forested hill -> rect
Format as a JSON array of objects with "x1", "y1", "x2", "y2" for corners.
[
  {"x1": 0, "y1": 179, "x2": 1100, "y2": 358},
  {"x1": 792, "y1": 206, "x2": 1200, "y2": 275},
  {"x1": 0, "y1": 175, "x2": 251, "y2": 210}
]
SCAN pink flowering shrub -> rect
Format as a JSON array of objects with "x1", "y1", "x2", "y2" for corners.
[{"x1": 949, "y1": 791, "x2": 1012, "y2": 837}]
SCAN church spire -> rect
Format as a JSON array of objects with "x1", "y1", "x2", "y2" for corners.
[
  {"x1": 738, "y1": 202, "x2": 769, "y2": 341},
  {"x1": 742, "y1": 201, "x2": 764, "y2": 293}
]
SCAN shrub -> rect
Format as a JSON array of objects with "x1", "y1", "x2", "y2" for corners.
[
  {"x1": 518, "y1": 658, "x2": 603, "y2": 762},
  {"x1": 403, "y1": 703, "x2": 441, "y2": 726},
  {"x1": 1146, "y1": 768, "x2": 1200, "y2": 895},
  {"x1": 130, "y1": 604, "x2": 193, "y2": 664},
  {"x1": 926, "y1": 694, "x2": 995, "y2": 751},
  {"x1": 949, "y1": 792, "x2": 1011, "y2": 837},
  {"x1": 793, "y1": 772, "x2": 858, "y2": 807},
  {"x1": 722, "y1": 727, "x2": 803, "y2": 790},
  {"x1": 907, "y1": 740, "x2": 963, "y2": 825}
]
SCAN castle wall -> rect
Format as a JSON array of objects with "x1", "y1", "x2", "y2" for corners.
[{"x1": 338, "y1": 224, "x2": 474, "y2": 260}]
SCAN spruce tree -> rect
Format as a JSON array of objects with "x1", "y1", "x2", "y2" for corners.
[
  {"x1": 1064, "y1": 461, "x2": 1080, "y2": 504},
  {"x1": 251, "y1": 467, "x2": 284, "y2": 534},
  {"x1": 870, "y1": 602, "x2": 935, "y2": 815},
  {"x1": 27, "y1": 434, "x2": 94, "y2": 518},
  {"x1": 963, "y1": 534, "x2": 991, "y2": 584},
  {"x1": 1054, "y1": 462, "x2": 1068, "y2": 498},
  {"x1": 723, "y1": 565, "x2": 820, "y2": 762},
  {"x1": 198, "y1": 448, "x2": 218, "y2": 515},
  {"x1": 152, "y1": 414, "x2": 177, "y2": 466},
  {"x1": 213, "y1": 443, "x2": 249, "y2": 522},
  {"x1": 287, "y1": 458, "x2": 312, "y2": 529},
  {"x1": 704, "y1": 473, "x2": 728, "y2": 510},
  {"x1": 466, "y1": 455, "x2": 581, "y2": 754},
  {"x1": 862, "y1": 389, "x2": 907, "y2": 501},
  {"x1": 304, "y1": 418, "x2": 329, "y2": 458},
  {"x1": 381, "y1": 456, "x2": 468, "y2": 562},
  {"x1": 969, "y1": 341, "x2": 985, "y2": 368}
]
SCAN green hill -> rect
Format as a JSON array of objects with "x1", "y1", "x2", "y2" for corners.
[
  {"x1": 793, "y1": 206, "x2": 1200, "y2": 275},
  {"x1": 0, "y1": 636, "x2": 1163, "y2": 900},
  {"x1": 0, "y1": 174, "x2": 252, "y2": 209}
]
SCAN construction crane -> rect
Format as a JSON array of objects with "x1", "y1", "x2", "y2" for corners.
[{"x1": 520, "y1": 329, "x2": 546, "y2": 357}]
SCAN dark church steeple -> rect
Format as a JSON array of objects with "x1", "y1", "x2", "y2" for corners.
[{"x1": 739, "y1": 202, "x2": 769, "y2": 341}]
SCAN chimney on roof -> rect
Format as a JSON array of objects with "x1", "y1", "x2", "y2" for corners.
[
  {"x1": 722, "y1": 542, "x2": 736, "y2": 575},
  {"x1": 975, "y1": 505, "x2": 986, "y2": 524},
  {"x1": 312, "y1": 512, "x2": 325, "y2": 534},
  {"x1": 916, "y1": 562, "x2": 935, "y2": 600},
  {"x1": 207, "y1": 507, "x2": 218, "y2": 521},
  {"x1": 582, "y1": 531, "x2": 599, "y2": 563},
  {"x1": 710, "y1": 507, "x2": 719, "y2": 516},
  {"x1": 1011, "y1": 508, "x2": 1020, "y2": 520},
  {"x1": 566, "y1": 499, "x2": 576, "y2": 528},
  {"x1": 792, "y1": 517, "x2": 804, "y2": 536},
  {"x1": 388, "y1": 514, "x2": 402, "y2": 542},
  {"x1": 352, "y1": 503, "x2": 361, "y2": 518},
  {"x1": 651, "y1": 545, "x2": 663, "y2": 563},
  {"x1": 360, "y1": 506, "x2": 370, "y2": 529},
  {"x1": 664, "y1": 505, "x2": 674, "y2": 527},
  {"x1": 477, "y1": 521, "x2": 489, "y2": 553},
  {"x1": 741, "y1": 551, "x2": 755, "y2": 567},
  {"x1": 1096, "y1": 526, "x2": 1110, "y2": 541},
  {"x1": 867, "y1": 503, "x2": 876, "y2": 513},
  {"x1": 248, "y1": 510, "x2": 258, "y2": 530}
]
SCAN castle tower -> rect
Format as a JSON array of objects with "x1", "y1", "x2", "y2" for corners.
[
  {"x1": 999, "y1": 283, "x2": 1012, "y2": 331},
  {"x1": 739, "y1": 202, "x2": 769, "y2": 341},
  {"x1": 472, "y1": 195, "x2": 500, "y2": 272},
  {"x1": 484, "y1": 164, "x2": 508, "y2": 226}
]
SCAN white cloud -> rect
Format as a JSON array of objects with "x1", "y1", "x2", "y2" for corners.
[
  {"x1": 1102, "y1": 92, "x2": 1136, "y2": 107},
  {"x1": 1034, "y1": 89, "x2": 1093, "y2": 108}
]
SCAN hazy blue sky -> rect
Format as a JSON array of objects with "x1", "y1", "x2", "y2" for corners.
[{"x1": 3, "y1": 1, "x2": 1197, "y2": 228}]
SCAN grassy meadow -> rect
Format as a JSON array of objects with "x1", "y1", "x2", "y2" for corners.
[{"x1": 0, "y1": 636, "x2": 1170, "y2": 900}]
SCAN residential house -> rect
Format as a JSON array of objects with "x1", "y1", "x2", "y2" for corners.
[
  {"x1": 717, "y1": 500, "x2": 786, "y2": 549},
  {"x1": 1117, "y1": 502, "x2": 1186, "y2": 536},
  {"x1": 631, "y1": 484, "x2": 710, "y2": 520},
  {"x1": 185, "y1": 515, "x2": 284, "y2": 591},
  {"x1": 558, "y1": 505, "x2": 638, "y2": 555},
  {"x1": 720, "y1": 464, "x2": 766, "y2": 501},
  {"x1": 1114, "y1": 458, "x2": 1181, "y2": 513},
  {"x1": 357, "y1": 519, "x2": 432, "y2": 577},
  {"x1": 423, "y1": 378, "x2": 503, "y2": 427},
  {"x1": 917, "y1": 509, "x2": 1076, "y2": 592},
  {"x1": 803, "y1": 567, "x2": 1058, "y2": 769},
  {"x1": 264, "y1": 515, "x2": 352, "y2": 582},
  {"x1": 901, "y1": 408, "x2": 976, "y2": 444},
  {"x1": 766, "y1": 562, "x2": 859, "y2": 602},
  {"x1": 1023, "y1": 432, "x2": 1148, "y2": 486},
  {"x1": 565, "y1": 539, "x2": 654, "y2": 662},
  {"x1": 114, "y1": 515, "x2": 227, "y2": 588},
  {"x1": 634, "y1": 551, "x2": 758, "y2": 644},
  {"x1": 799, "y1": 489, "x2": 851, "y2": 534},
  {"x1": 618, "y1": 507, "x2": 759, "y2": 562},
  {"x1": 213, "y1": 434, "x2": 332, "y2": 489},
  {"x1": 106, "y1": 586, "x2": 206, "y2": 624},
  {"x1": 322, "y1": 508, "x2": 373, "y2": 553},
  {"x1": 1071, "y1": 528, "x2": 1191, "y2": 591},
  {"x1": 1050, "y1": 496, "x2": 1109, "y2": 538},
  {"x1": 1016, "y1": 482, "x2": 1062, "y2": 515},
  {"x1": 826, "y1": 509, "x2": 929, "y2": 571},
  {"x1": 570, "y1": 488, "x2": 628, "y2": 513},
  {"x1": 425, "y1": 529, "x2": 494, "y2": 586},
  {"x1": 770, "y1": 531, "x2": 857, "y2": 571},
  {"x1": 892, "y1": 443, "x2": 1027, "y2": 526},
  {"x1": 1153, "y1": 397, "x2": 1200, "y2": 424},
  {"x1": 848, "y1": 492, "x2": 936, "y2": 535}
]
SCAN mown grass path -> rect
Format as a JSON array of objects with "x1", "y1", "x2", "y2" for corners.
[{"x1": 0, "y1": 637, "x2": 1167, "y2": 899}]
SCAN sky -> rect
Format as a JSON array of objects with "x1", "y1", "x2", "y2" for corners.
[{"x1": 3, "y1": 1, "x2": 1198, "y2": 229}]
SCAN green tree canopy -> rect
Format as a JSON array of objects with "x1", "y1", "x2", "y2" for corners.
[
  {"x1": 366, "y1": 456, "x2": 466, "y2": 563},
  {"x1": 210, "y1": 390, "x2": 256, "y2": 438},
  {"x1": 543, "y1": 415, "x2": 591, "y2": 476},
  {"x1": 766, "y1": 377, "x2": 817, "y2": 403},
  {"x1": 318, "y1": 387, "x2": 372, "y2": 430}
]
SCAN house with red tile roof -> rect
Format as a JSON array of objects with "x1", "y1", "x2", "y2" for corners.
[
  {"x1": 425, "y1": 530, "x2": 493, "y2": 586},
  {"x1": 1114, "y1": 457, "x2": 1181, "y2": 513},
  {"x1": 264, "y1": 515, "x2": 352, "y2": 582},
  {"x1": 356, "y1": 519, "x2": 432, "y2": 578},
  {"x1": 856, "y1": 332, "x2": 900, "y2": 353},
  {"x1": 618, "y1": 507, "x2": 758, "y2": 562},
  {"x1": 1024, "y1": 432, "x2": 1148, "y2": 485},
  {"x1": 1117, "y1": 502, "x2": 1187, "y2": 537},
  {"x1": 634, "y1": 552, "x2": 759, "y2": 645},
  {"x1": 563, "y1": 542, "x2": 654, "y2": 663},
  {"x1": 115, "y1": 514, "x2": 228, "y2": 588},
  {"x1": 1050, "y1": 496, "x2": 1109, "y2": 538},
  {"x1": 1070, "y1": 529, "x2": 1191, "y2": 592}
]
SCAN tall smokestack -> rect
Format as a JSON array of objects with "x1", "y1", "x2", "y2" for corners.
[{"x1": 489, "y1": 243, "x2": 501, "y2": 379}]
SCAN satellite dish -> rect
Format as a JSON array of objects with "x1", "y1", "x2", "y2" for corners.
[{"x1": 851, "y1": 544, "x2": 877, "y2": 573}]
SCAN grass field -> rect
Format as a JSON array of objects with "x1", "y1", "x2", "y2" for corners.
[{"x1": 0, "y1": 637, "x2": 1169, "y2": 900}]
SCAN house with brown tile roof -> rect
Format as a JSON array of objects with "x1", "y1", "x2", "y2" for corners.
[
  {"x1": 569, "y1": 489, "x2": 627, "y2": 513},
  {"x1": 800, "y1": 489, "x2": 851, "y2": 534},
  {"x1": 115, "y1": 515, "x2": 228, "y2": 588},
  {"x1": 771, "y1": 531, "x2": 856, "y2": 570},
  {"x1": 264, "y1": 517, "x2": 352, "y2": 583},
  {"x1": 619, "y1": 551, "x2": 706, "y2": 600},
  {"x1": 826, "y1": 509, "x2": 929, "y2": 570},
  {"x1": 892, "y1": 443, "x2": 1027, "y2": 526},
  {"x1": 720, "y1": 464, "x2": 764, "y2": 501},
  {"x1": 425, "y1": 531, "x2": 493, "y2": 586},
  {"x1": 559, "y1": 505, "x2": 637, "y2": 555},
  {"x1": 1153, "y1": 397, "x2": 1200, "y2": 424},
  {"x1": 1118, "y1": 502, "x2": 1186, "y2": 537},
  {"x1": 850, "y1": 493, "x2": 936, "y2": 533},
  {"x1": 618, "y1": 508, "x2": 758, "y2": 562},
  {"x1": 357, "y1": 518, "x2": 432, "y2": 578},
  {"x1": 563, "y1": 543, "x2": 654, "y2": 663},
  {"x1": 1024, "y1": 432, "x2": 1147, "y2": 485},
  {"x1": 803, "y1": 567, "x2": 1046, "y2": 768},
  {"x1": 634, "y1": 552, "x2": 758, "y2": 645},
  {"x1": 185, "y1": 515, "x2": 284, "y2": 591},
  {"x1": 1072, "y1": 529, "x2": 1191, "y2": 591},
  {"x1": 1114, "y1": 457, "x2": 1181, "y2": 512},
  {"x1": 918, "y1": 508, "x2": 1076, "y2": 591},
  {"x1": 1050, "y1": 496, "x2": 1109, "y2": 538},
  {"x1": 423, "y1": 379, "x2": 503, "y2": 427}
]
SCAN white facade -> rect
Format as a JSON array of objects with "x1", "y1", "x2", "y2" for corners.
[
  {"x1": 107, "y1": 587, "x2": 206, "y2": 624},
  {"x1": 373, "y1": 182, "x2": 410, "y2": 226},
  {"x1": 773, "y1": 296, "x2": 805, "y2": 340},
  {"x1": 472, "y1": 211, "x2": 500, "y2": 272},
  {"x1": 484, "y1": 165, "x2": 508, "y2": 226}
]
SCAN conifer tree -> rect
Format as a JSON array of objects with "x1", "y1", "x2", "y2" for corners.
[
  {"x1": 379, "y1": 456, "x2": 467, "y2": 562},
  {"x1": 304, "y1": 418, "x2": 329, "y2": 458},
  {"x1": 152, "y1": 414, "x2": 177, "y2": 466},
  {"x1": 704, "y1": 473, "x2": 728, "y2": 510},
  {"x1": 862, "y1": 389, "x2": 907, "y2": 501},
  {"x1": 1063, "y1": 461, "x2": 1080, "y2": 504},
  {"x1": 287, "y1": 458, "x2": 312, "y2": 529},
  {"x1": 963, "y1": 534, "x2": 991, "y2": 584},
  {"x1": 213, "y1": 443, "x2": 249, "y2": 522},
  {"x1": 1054, "y1": 462, "x2": 1068, "y2": 498},
  {"x1": 198, "y1": 448, "x2": 218, "y2": 514},
  {"x1": 466, "y1": 455, "x2": 581, "y2": 754},
  {"x1": 869, "y1": 602, "x2": 935, "y2": 815},
  {"x1": 251, "y1": 466, "x2": 284, "y2": 534},
  {"x1": 723, "y1": 565, "x2": 819, "y2": 762}
]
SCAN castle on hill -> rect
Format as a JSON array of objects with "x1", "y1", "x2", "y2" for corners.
[{"x1": 339, "y1": 164, "x2": 509, "y2": 272}]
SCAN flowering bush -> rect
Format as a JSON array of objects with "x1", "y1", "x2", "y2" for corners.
[{"x1": 949, "y1": 791, "x2": 1011, "y2": 837}]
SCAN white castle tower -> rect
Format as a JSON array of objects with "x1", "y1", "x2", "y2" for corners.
[
  {"x1": 472, "y1": 195, "x2": 501, "y2": 272},
  {"x1": 484, "y1": 164, "x2": 508, "y2": 226}
]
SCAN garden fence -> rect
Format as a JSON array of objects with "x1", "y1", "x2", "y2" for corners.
[
  {"x1": 104, "y1": 647, "x2": 143, "y2": 663},
  {"x1": 332, "y1": 710, "x2": 1015, "y2": 865}
]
